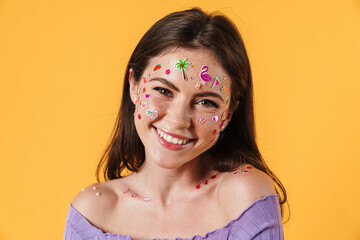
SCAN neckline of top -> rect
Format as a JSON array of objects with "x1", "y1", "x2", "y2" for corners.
[{"x1": 69, "y1": 193, "x2": 279, "y2": 240}]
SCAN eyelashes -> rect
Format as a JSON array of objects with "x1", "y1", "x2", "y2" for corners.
[
  {"x1": 152, "y1": 87, "x2": 219, "y2": 109},
  {"x1": 154, "y1": 87, "x2": 172, "y2": 97}
]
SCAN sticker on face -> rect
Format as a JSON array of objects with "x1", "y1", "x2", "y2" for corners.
[
  {"x1": 199, "y1": 65, "x2": 212, "y2": 82},
  {"x1": 153, "y1": 64, "x2": 162, "y2": 72},
  {"x1": 137, "y1": 114, "x2": 141, "y2": 120},
  {"x1": 165, "y1": 69, "x2": 171, "y2": 75},
  {"x1": 212, "y1": 77, "x2": 221, "y2": 88},
  {"x1": 145, "y1": 94, "x2": 150, "y2": 99},
  {"x1": 146, "y1": 110, "x2": 159, "y2": 119},
  {"x1": 198, "y1": 117, "x2": 206, "y2": 124},
  {"x1": 141, "y1": 102, "x2": 147, "y2": 109},
  {"x1": 143, "y1": 77, "x2": 148, "y2": 84},
  {"x1": 212, "y1": 115, "x2": 219, "y2": 122},
  {"x1": 142, "y1": 87, "x2": 146, "y2": 93},
  {"x1": 225, "y1": 96, "x2": 230, "y2": 104},
  {"x1": 220, "y1": 85, "x2": 227, "y2": 93},
  {"x1": 195, "y1": 82, "x2": 202, "y2": 89},
  {"x1": 175, "y1": 58, "x2": 190, "y2": 81}
]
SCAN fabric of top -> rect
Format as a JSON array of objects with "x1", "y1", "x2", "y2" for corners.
[{"x1": 63, "y1": 194, "x2": 284, "y2": 240}]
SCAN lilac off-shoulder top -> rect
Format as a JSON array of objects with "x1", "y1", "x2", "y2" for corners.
[{"x1": 64, "y1": 194, "x2": 284, "y2": 240}]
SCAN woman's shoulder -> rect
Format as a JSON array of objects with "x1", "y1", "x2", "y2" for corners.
[
  {"x1": 218, "y1": 164, "x2": 277, "y2": 221},
  {"x1": 70, "y1": 179, "x2": 123, "y2": 227}
]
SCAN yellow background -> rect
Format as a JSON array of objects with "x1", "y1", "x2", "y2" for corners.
[{"x1": 1, "y1": 0, "x2": 359, "y2": 239}]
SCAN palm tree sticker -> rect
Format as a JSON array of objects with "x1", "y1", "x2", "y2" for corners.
[{"x1": 175, "y1": 58, "x2": 190, "y2": 80}]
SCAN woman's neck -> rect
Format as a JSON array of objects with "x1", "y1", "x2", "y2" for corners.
[{"x1": 129, "y1": 157, "x2": 216, "y2": 207}]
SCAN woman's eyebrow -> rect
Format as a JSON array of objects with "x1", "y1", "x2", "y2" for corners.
[
  {"x1": 194, "y1": 92, "x2": 224, "y2": 102},
  {"x1": 148, "y1": 78, "x2": 179, "y2": 92}
]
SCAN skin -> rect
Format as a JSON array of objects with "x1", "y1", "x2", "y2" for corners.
[{"x1": 71, "y1": 48, "x2": 276, "y2": 240}]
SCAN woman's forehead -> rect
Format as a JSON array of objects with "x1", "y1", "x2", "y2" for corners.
[{"x1": 142, "y1": 49, "x2": 231, "y2": 95}]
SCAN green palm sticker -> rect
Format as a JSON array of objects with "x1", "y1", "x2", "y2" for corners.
[{"x1": 175, "y1": 58, "x2": 190, "y2": 80}]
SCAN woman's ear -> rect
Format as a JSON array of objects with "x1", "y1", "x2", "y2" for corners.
[{"x1": 129, "y1": 68, "x2": 138, "y2": 105}]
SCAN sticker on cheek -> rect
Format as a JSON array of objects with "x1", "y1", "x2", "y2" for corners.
[
  {"x1": 219, "y1": 120, "x2": 225, "y2": 129},
  {"x1": 221, "y1": 110, "x2": 228, "y2": 120},
  {"x1": 142, "y1": 87, "x2": 146, "y2": 93},
  {"x1": 153, "y1": 64, "x2": 162, "y2": 72},
  {"x1": 220, "y1": 85, "x2": 227, "y2": 93},
  {"x1": 198, "y1": 117, "x2": 206, "y2": 124},
  {"x1": 165, "y1": 69, "x2": 170, "y2": 75},
  {"x1": 145, "y1": 94, "x2": 150, "y2": 99},
  {"x1": 212, "y1": 115, "x2": 219, "y2": 122},
  {"x1": 137, "y1": 114, "x2": 141, "y2": 120},
  {"x1": 146, "y1": 110, "x2": 159, "y2": 119},
  {"x1": 213, "y1": 130, "x2": 217, "y2": 135},
  {"x1": 141, "y1": 102, "x2": 147, "y2": 109},
  {"x1": 143, "y1": 77, "x2": 148, "y2": 84}
]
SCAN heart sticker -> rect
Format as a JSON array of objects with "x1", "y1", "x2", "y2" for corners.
[
  {"x1": 141, "y1": 102, "x2": 147, "y2": 109},
  {"x1": 212, "y1": 115, "x2": 219, "y2": 122},
  {"x1": 144, "y1": 196, "x2": 150, "y2": 202},
  {"x1": 145, "y1": 94, "x2": 150, "y2": 99}
]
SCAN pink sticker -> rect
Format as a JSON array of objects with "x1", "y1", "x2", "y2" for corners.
[
  {"x1": 199, "y1": 65, "x2": 212, "y2": 82},
  {"x1": 142, "y1": 87, "x2": 146, "y2": 93},
  {"x1": 212, "y1": 77, "x2": 221, "y2": 88},
  {"x1": 146, "y1": 110, "x2": 158, "y2": 119},
  {"x1": 143, "y1": 77, "x2": 148, "y2": 84},
  {"x1": 198, "y1": 117, "x2": 205, "y2": 124},
  {"x1": 145, "y1": 94, "x2": 150, "y2": 99},
  {"x1": 144, "y1": 196, "x2": 150, "y2": 202},
  {"x1": 141, "y1": 102, "x2": 147, "y2": 109},
  {"x1": 165, "y1": 69, "x2": 170, "y2": 75},
  {"x1": 212, "y1": 115, "x2": 219, "y2": 122}
]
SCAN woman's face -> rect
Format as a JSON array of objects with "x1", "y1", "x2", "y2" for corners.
[{"x1": 130, "y1": 48, "x2": 232, "y2": 169}]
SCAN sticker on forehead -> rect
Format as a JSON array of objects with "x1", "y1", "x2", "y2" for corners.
[
  {"x1": 153, "y1": 64, "x2": 162, "y2": 72},
  {"x1": 175, "y1": 58, "x2": 190, "y2": 81},
  {"x1": 165, "y1": 69, "x2": 170, "y2": 75},
  {"x1": 212, "y1": 77, "x2": 221, "y2": 88},
  {"x1": 225, "y1": 96, "x2": 230, "y2": 104},
  {"x1": 146, "y1": 110, "x2": 159, "y2": 119},
  {"x1": 199, "y1": 65, "x2": 212, "y2": 83},
  {"x1": 220, "y1": 85, "x2": 227, "y2": 93}
]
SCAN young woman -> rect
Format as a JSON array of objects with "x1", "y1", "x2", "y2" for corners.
[{"x1": 64, "y1": 8, "x2": 287, "y2": 240}]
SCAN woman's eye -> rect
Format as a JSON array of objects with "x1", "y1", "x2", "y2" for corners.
[
  {"x1": 154, "y1": 87, "x2": 172, "y2": 96},
  {"x1": 198, "y1": 99, "x2": 218, "y2": 108}
]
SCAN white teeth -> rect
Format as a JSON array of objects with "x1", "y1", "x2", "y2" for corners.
[{"x1": 156, "y1": 128, "x2": 189, "y2": 145}]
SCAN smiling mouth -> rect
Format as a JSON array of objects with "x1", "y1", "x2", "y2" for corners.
[{"x1": 155, "y1": 128, "x2": 191, "y2": 145}]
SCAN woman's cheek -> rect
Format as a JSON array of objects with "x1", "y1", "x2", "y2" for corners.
[
  {"x1": 135, "y1": 87, "x2": 164, "y2": 121},
  {"x1": 196, "y1": 109, "x2": 228, "y2": 136}
]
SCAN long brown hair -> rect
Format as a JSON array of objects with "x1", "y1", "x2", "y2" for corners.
[{"x1": 97, "y1": 8, "x2": 288, "y2": 219}]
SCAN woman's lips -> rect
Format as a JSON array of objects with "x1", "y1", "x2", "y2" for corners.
[{"x1": 153, "y1": 127, "x2": 194, "y2": 151}]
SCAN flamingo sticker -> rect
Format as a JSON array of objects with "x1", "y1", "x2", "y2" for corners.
[{"x1": 197, "y1": 65, "x2": 212, "y2": 88}]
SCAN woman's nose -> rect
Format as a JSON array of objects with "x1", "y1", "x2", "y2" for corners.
[{"x1": 166, "y1": 103, "x2": 191, "y2": 129}]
